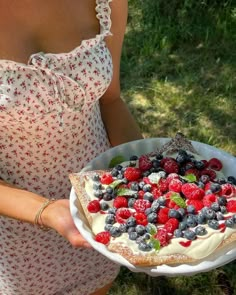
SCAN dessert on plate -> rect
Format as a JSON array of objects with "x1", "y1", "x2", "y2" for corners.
[{"x1": 69, "y1": 133, "x2": 236, "y2": 266}]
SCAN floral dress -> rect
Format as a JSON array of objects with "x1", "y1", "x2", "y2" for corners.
[{"x1": 0, "y1": 0, "x2": 120, "y2": 294}]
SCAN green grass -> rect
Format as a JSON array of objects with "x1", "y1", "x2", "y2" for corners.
[{"x1": 109, "y1": 1, "x2": 236, "y2": 294}]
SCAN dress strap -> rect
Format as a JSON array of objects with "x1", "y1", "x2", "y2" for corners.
[{"x1": 96, "y1": 0, "x2": 112, "y2": 37}]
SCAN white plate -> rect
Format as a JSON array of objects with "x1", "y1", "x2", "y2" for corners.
[{"x1": 70, "y1": 138, "x2": 236, "y2": 276}]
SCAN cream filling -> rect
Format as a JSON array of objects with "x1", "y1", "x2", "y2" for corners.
[{"x1": 85, "y1": 152, "x2": 235, "y2": 260}]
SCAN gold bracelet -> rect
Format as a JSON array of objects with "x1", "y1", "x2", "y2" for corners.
[{"x1": 34, "y1": 198, "x2": 56, "y2": 231}]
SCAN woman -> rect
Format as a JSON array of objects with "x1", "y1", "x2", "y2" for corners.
[{"x1": 0, "y1": 0, "x2": 143, "y2": 294}]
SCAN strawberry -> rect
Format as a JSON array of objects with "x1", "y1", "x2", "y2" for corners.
[
  {"x1": 100, "y1": 173, "x2": 114, "y2": 185},
  {"x1": 124, "y1": 167, "x2": 141, "y2": 181},
  {"x1": 157, "y1": 207, "x2": 170, "y2": 224},
  {"x1": 133, "y1": 199, "x2": 151, "y2": 213},
  {"x1": 115, "y1": 208, "x2": 132, "y2": 224},
  {"x1": 87, "y1": 200, "x2": 101, "y2": 213},
  {"x1": 113, "y1": 196, "x2": 128, "y2": 208},
  {"x1": 226, "y1": 200, "x2": 236, "y2": 212},
  {"x1": 202, "y1": 193, "x2": 217, "y2": 207},
  {"x1": 186, "y1": 199, "x2": 204, "y2": 211},
  {"x1": 138, "y1": 155, "x2": 152, "y2": 171},
  {"x1": 220, "y1": 183, "x2": 235, "y2": 198},
  {"x1": 133, "y1": 212, "x2": 148, "y2": 226},
  {"x1": 154, "y1": 228, "x2": 171, "y2": 246},
  {"x1": 207, "y1": 158, "x2": 223, "y2": 171},
  {"x1": 95, "y1": 231, "x2": 111, "y2": 245},
  {"x1": 164, "y1": 218, "x2": 179, "y2": 233}
]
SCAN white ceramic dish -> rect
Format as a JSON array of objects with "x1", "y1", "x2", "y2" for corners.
[{"x1": 70, "y1": 138, "x2": 236, "y2": 276}]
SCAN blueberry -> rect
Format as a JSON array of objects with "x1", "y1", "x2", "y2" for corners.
[
  {"x1": 129, "y1": 231, "x2": 138, "y2": 240},
  {"x1": 143, "y1": 192, "x2": 154, "y2": 202},
  {"x1": 218, "y1": 196, "x2": 227, "y2": 206},
  {"x1": 220, "y1": 206, "x2": 227, "y2": 214},
  {"x1": 93, "y1": 182, "x2": 102, "y2": 190},
  {"x1": 177, "y1": 208, "x2": 186, "y2": 218},
  {"x1": 105, "y1": 214, "x2": 116, "y2": 224},
  {"x1": 126, "y1": 216, "x2": 136, "y2": 227},
  {"x1": 225, "y1": 217, "x2": 234, "y2": 228},
  {"x1": 210, "y1": 183, "x2": 221, "y2": 193},
  {"x1": 103, "y1": 193, "x2": 113, "y2": 201},
  {"x1": 157, "y1": 171, "x2": 166, "y2": 178},
  {"x1": 130, "y1": 155, "x2": 138, "y2": 161},
  {"x1": 111, "y1": 169, "x2": 119, "y2": 177},
  {"x1": 200, "y1": 175, "x2": 210, "y2": 184},
  {"x1": 184, "y1": 229, "x2": 196, "y2": 240},
  {"x1": 208, "y1": 220, "x2": 219, "y2": 230},
  {"x1": 145, "y1": 208, "x2": 152, "y2": 216},
  {"x1": 211, "y1": 202, "x2": 220, "y2": 212},
  {"x1": 147, "y1": 212, "x2": 157, "y2": 223},
  {"x1": 146, "y1": 223, "x2": 157, "y2": 234},
  {"x1": 195, "y1": 226, "x2": 207, "y2": 236},
  {"x1": 119, "y1": 223, "x2": 128, "y2": 233},
  {"x1": 138, "y1": 242, "x2": 152, "y2": 252},
  {"x1": 155, "y1": 153, "x2": 163, "y2": 160},
  {"x1": 100, "y1": 202, "x2": 109, "y2": 211},
  {"x1": 194, "y1": 160, "x2": 205, "y2": 170},
  {"x1": 105, "y1": 186, "x2": 114, "y2": 194},
  {"x1": 130, "y1": 182, "x2": 139, "y2": 191},
  {"x1": 227, "y1": 176, "x2": 236, "y2": 185},
  {"x1": 186, "y1": 215, "x2": 197, "y2": 227},
  {"x1": 115, "y1": 164, "x2": 123, "y2": 171},
  {"x1": 135, "y1": 225, "x2": 146, "y2": 235},
  {"x1": 216, "y1": 212, "x2": 224, "y2": 221},
  {"x1": 205, "y1": 209, "x2": 216, "y2": 220},
  {"x1": 143, "y1": 184, "x2": 152, "y2": 192},
  {"x1": 196, "y1": 213, "x2": 206, "y2": 224},
  {"x1": 127, "y1": 226, "x2": 136, "y2": 233},
  {"x1": 179, "y1": 220, "x2": 187, "y2": 230},
  {"x1": 152, "y1": 159, "x2": 160, "y2": 168},
  {"x1": 157, "y1": 196, "x2": 166, "y2": 206},
  {"x1": 187, "y1": 205, "x2": 196, "y2": 214},
  {"x1": 174, "y1": 229, "x2": 183, "y2": 238},
  {"x1": 110, "y1": 226, "x2": 122, "y2": 237},
  {"x1": 104, "y1": 224, "x2": 112, "y2": 231},
  {"x1": 128, "y1": 198, "x2": 136, "y2": 208},
  {"x1": 151, "y1": 200, "x2": 161, "y2": 211},
  {"x1": 168, "y1": 209, "x2": 181, "y2": 219},
  {"x1": 232, "y1": 214, "x2": 236, "y2": 223},
  {"x1": 92, "y1": 173, "x2": 100, "y2": 181},
  {"x1": 108, "y1": 207, "x2": 117, "y2": 215},
  {"x1": 138, "y1": 181, "x2": 145, "y2": 189},
  {"x1": 94, "y1": 190, "x2": 103, "y2": 199}
]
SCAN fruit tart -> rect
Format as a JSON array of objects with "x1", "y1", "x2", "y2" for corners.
[{"x1": 69, "y1": 133, "x2": 236, "y2": 266}]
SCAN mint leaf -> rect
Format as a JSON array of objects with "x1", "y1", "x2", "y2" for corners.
[
  {"x1": 109, "y1": 179, "x2": 124, "y2": 189},
  {"x1": 181, "y1": 173, "x2": 197, "y2": 183},
  {"x1": 116, "y1": 188, "x2": 137, "y2": 196},
  {"x1": 149, "y1": 236, "x2": 161, "y2": 251},
  {"x1": 108, "y1": 155, "x2": 126, "y2": 168},
  {"x1": 170, "y1": 193, "x2": 187, "y2": 208}
]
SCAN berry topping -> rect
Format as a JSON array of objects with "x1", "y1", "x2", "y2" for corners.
[
  {"x1": 115, "y1": 208, "x2": 132, "y2": 224},
  {"x1": 207, "y1": 158, "x2": 223, "y2": 171},
  {"x1": 133, "y1": 199, "x2": 151, "y2": 213},
  {"x1": 154, "y1": 228, "x2": 170, "y2": 247},
  {"x1": 100, "y1": 173, "x2": 114, "y2": 185},
  {"x1": 113, "y1": 196, "x2": 128, "y2": 208},
  {"x1": 164, "y1": 218, "x2": 179, "y2": 233},
  {"x1": 95, "y1": 231, "x2": 111, "y2": 245},
  {"x1": 138, "y1": 155, "x2": 153, "y2": 171},
  {"x1": 124, "y1": 167, "x2": 142, "y2": 181},
  {"x1": 87, "y1": 200, "x2": 101, "y2": 213}
]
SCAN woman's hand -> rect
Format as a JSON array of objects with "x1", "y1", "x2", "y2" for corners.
[{"x1": 41, "y1": 199, "x2": 92, "y2": 248}]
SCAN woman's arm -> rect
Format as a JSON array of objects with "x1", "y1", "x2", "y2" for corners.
[
  {"x1": 0, "y1": 182, "x2": 90, "y2": 248},
  {"x1": 100, "y1": 0, "x2": 143, "y2": 146}
]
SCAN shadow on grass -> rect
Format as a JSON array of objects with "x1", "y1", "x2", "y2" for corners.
[{"x1": 121, "y1": 0, "x2": 236, "y2": 153}]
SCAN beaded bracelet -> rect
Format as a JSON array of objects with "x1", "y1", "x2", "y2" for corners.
[{"x1": 34, "y1": 198, "x2": 56, "y2": 231}]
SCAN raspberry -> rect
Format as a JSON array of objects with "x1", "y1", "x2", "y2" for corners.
[
  {"x1": 151, "y1": 187, "x2": 162, "y2": 199},
  {"x1": 124, "y1": 167, "x2": 141, "y2": 181},
  {"x1": 133, "y1": 212, "x2": 148, "y2": 226},
  {"x1": 87, "y1": 200, "x2": 101, "y2": 213},
  {"x1": 113, "y1": 196, "x2": 128, "y2": 208},
  {"x1": 133, "y1": 199, "x2": 151, "y2": 213},
  {"x1": 181, "y1": 183, "x2": 205, "y2": 200},
  {"x1": 160, "y1": 157, "x2": 174, "y2": 167},
  {"x1": 168, "y1": 178, "x2": 182, "y2": 192},
  {"x1": 138, "y1": 155, "x2": 152, "y2": 171},
  {"x1": 157, "y1": 207, "x2": 170, "y2": 224},
  {"x1": 100, "y1": 173, "x2": 114, "y2": 185},
  {"x1": 95, "y1": 231, "x2": 111, "y2": 245},
  {"x1": 186, "y1": 199, "x2": 204, "y2": 211},
  {"x1": 200, "y1": 169, "x2": 216, "y2": 181},
  {"x1": 226, "y1": 200, "x2": 236, "y2": 212},
  {"x1": 202, "y1": 193, "x2": 217, "y2": 207},
  {"x1": 158, "y1": 178, "x2": 169, "y2": 193},
  {"x1": 164, "y1": 218, "x2": 179, "y2": 233},
  {"x1": 138, "y1": 190, "x2": 145, "y2": 199},
  {"x1": 165, "y1": 198, "x2": 180, "y2": 210},
  {"x1": 220, "y1": 183, "x2": 235, "y2": 198},
  {"x1": 115, "y1": 208, "x2": 132, "y2": 224},
  {"x1": 166, "y1": 173, "x2": 179, "y2": 185},
  {"x1": 154, "y1": 228, "x2": 170, "y2": 246},
  {"x1": 163, "y1": 159, "x2": 179, "y2": 174},
  {"x1": 207, "y1": 158, "x2": 223, "y2": 171}
]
